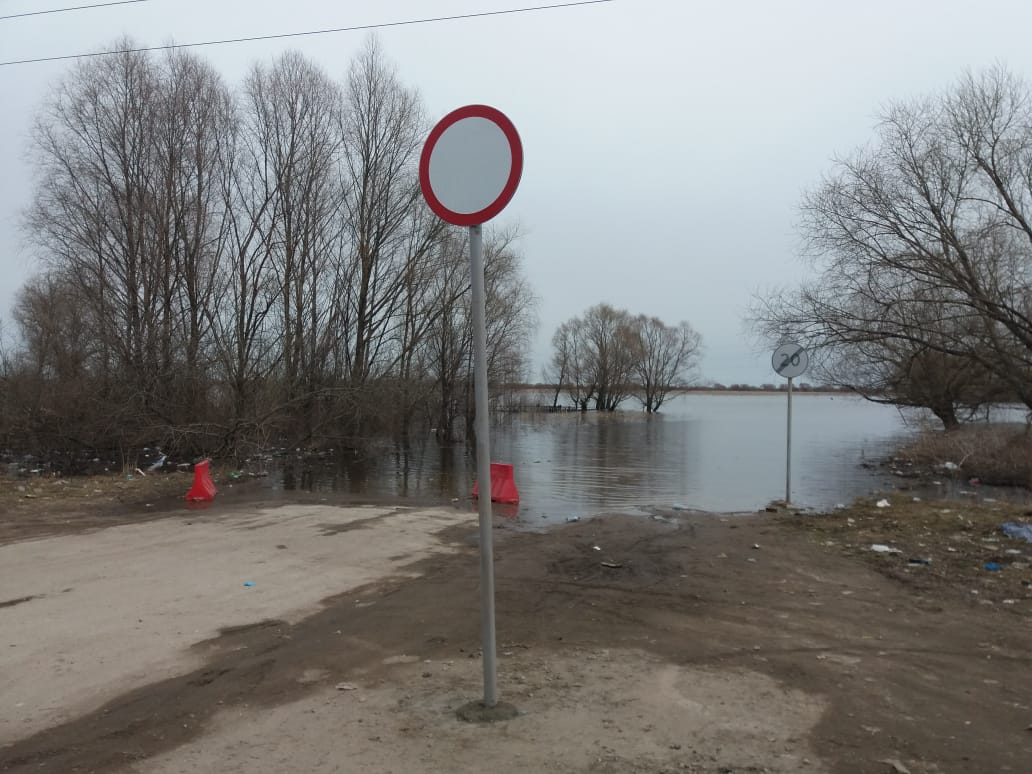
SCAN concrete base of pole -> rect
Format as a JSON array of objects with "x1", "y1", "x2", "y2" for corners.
[{"x1": 455, "y1": 700, "x2": 519, "y2": 724}]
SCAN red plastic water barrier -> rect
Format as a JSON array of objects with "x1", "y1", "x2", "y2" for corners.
[
  {"x1": 185, "y1": 459, "x2": 217, "y2": 502},
  {"x1": 472, "y1": 462, "x2": 519, "y2": 505}
]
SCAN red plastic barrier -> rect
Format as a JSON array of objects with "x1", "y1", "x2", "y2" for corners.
[
  {"x1": 472, "y1": 462, "x2": 519, "y2": 505},
  {"x1": 185, "y1": 459, "x2": 217, "y2": 502}
]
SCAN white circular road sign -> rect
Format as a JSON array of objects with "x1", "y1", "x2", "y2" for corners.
[
  {"x1": 419, "y1": 104, "x2": 523, "y2": 227},
  {"x1": 772, "y1": 343, "x2": 809, "y2": 379}
]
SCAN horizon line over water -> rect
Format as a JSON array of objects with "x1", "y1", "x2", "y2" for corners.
[{"x1": 270, "y1": 393, "x2": 943, "y2": 525}]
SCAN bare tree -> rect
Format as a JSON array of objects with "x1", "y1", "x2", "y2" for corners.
[
  {"x1": 419, "y1": 227, "x2": 536, "y2": 438},
  {"x1": 240, "y1": 52, "x2": 346, "y2": 444},
  {"x1": 549, "y1": 304, "x2": 638, "y2": 412},
  {"x1": 550, "y1": 318, "x2": 595, "y2": 411},
  {"x1": 12, "y1": 38, "x2": 538, "y2": 457},
  {"x1": 633, "y1": 317, "x2": 702, "y2": 412},
  {"x1": 753, "y1": 66, "x2": 1032, "y2": 426},
  {"x1": 25, "y1": 42, "x2": 236, "y2": 451},
  {"x1": 340, "y1": 38, "x2": 427, "y2": 384}
]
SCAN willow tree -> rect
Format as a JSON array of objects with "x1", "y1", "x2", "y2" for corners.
[{"x1": 633, "y1": 317, "x2": 702, "y2": 412}]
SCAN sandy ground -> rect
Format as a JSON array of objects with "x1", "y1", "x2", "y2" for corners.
[
  {"x1": 0, "y1": 504, "x2": 468, "y2": 742},
  {"x1": 1, "y1": 494, "x2": 1031, "y2": 773}
]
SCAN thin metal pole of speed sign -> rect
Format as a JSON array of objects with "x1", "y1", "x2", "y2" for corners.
[
  {"x1": 785, "y1": 376, "x2": 793, "y2": 505},
  {"x1": 469, "y1": 223, "x2": 498, "y2": 707}
]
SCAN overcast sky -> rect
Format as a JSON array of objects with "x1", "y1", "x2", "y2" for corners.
[{"x1": 3, "y1": 0, "x2": 1032, "y2": 385}]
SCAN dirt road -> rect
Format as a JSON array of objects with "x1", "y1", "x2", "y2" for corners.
[{"x1": 1, "y1": 494, "x2": 1030, "y2": 773}]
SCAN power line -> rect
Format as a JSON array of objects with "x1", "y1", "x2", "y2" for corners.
[
  {"x1": 0, "y1": 0, "x2": 617, "y2": 67},
  {"x1": 0, "y1": 0, "x2": 150, "y2": 22}
]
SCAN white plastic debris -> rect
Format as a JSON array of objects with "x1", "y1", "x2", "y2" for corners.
[
  {"x1": 871, "y1": 544, "x2": 902, "y2": 554},
  {"x1": 943, "y1": 461, "x2": 960, "y2": 471},
  {"x1": 876, "y1": 499, "x2": 891, "y2": 508}
]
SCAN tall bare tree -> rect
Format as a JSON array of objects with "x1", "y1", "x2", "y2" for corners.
[
  {"x1": 340, "y1": 38, "x2": 427, "y2": 384},
  {"x1": 11, "y1": 38, "x2": 539, "y2": 458},
  {"x1": 753, "y1": 66, "x2": 1032, "y2": 426},
  {"x1": 241, "y1": 52, "x2": 345, "y2": 443},
  {"x1": 25, "y1": 43, "x2": 235, "y2": 450}
]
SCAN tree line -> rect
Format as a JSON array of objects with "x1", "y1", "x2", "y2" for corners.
[
  {"x1": 547, "y1": 303, "x2": 702, "y2": 412},
  {"x1": 753, "y1": 66, "x2": 1032, "y2": 429},
  {"x1": 0, "y1": 39, "x2": 535, "y2": 460}
]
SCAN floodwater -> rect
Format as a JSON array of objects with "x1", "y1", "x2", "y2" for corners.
[{"x1": 272, "y1": 393, "x2": 935, "y2": 525}]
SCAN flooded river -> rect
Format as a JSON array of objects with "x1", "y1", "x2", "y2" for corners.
[{"x1": 273, "y1": 393, "x2": 925, "y2": 525}]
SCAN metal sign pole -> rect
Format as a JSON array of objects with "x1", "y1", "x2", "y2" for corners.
[
  {"x1": 469, "y1": 223, "x2": 498, "y2": 708},
  {"x1": 420, "y1": 105, "x2": 521, "y2": 715},
  {"x1": 785, "y1": 376, "x2": 793, "y2": 505}
]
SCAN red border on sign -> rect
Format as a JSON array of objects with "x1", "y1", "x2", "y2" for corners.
[{"x1": 419, "y1": 104, "x2": 524, "y2": 227}]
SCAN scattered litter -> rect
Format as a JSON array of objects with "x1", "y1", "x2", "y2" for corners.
[
  {"x1": 565, "y1": 516, "x2": 580, "y2": 523},
  {"x1": 1006, "y1": 549, "x2": 1023, "y2": 556},
  {"x1": 943, "y1": 461, "x2": 960, "y2": 471},
  {"x1": 600, "y1": 561, "x2": 623, "y2": 569},
  {"x1": 134, "y1": 468, "x2": 146, "y2": 477},
  {"x1": 751, "y1": 543, "x2": 761, "y2": 550},
  {"x1": 984, "y1": 563, "x2": 1003, "y2": 572},
  {"x1": 147, "y1": 454, "x2": 167, "y2": 472},
  {"x1": 834, "y1": 503, "x2": 846, "y2": 510},
  {"x1": 335, "y1": 682, "x2": 357, "y2": 691},
  {"x1": 875, "y1": 499, "x2": 891, "y2": 508},
  {"x1": 932, "y1": 480, "x2": 943, "y2": 486},
  {"x1": 912, "y1": 496, "x2": 921, "y2": 502},
  {"x1": 968, "y1": 477, "x2": 981, "y2": 486},
  {"x1": 907, "y1": 558, "x2": 932, "y2": 566},
  {"x1": 871, "y1": 544, "x2": 902, "y2": 554},
  {"x1": 592, "y1": 546, "x2": 601, "y2": 551},
  {"x1": 1002, "y1": 599, "x2": 1018, "y2": 605},
  {"x1": 243, "y1": 581, "x2": 256, "y2": 587},
  {"x1": 1001, "y1": 522, "x2": 1032, "y2": 543},
  {"x1": 878, "y1": 759, "x2": 911, "y2": 774}
]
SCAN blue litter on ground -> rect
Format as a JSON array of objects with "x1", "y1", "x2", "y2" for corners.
[
  {"x1": 244, "y1": 581, "x2": 255, "y2": 587},
  {"x1": 984, "y1": 563, "x2": 1003, "y2": 572},
  {"x1": 1000, "y1": 522, "x2": 1032, "y2": 543}
]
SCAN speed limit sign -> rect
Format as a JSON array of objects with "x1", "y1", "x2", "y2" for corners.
[{"x1": 772, "y1": 343, "x2": 808, "y2": 379}]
